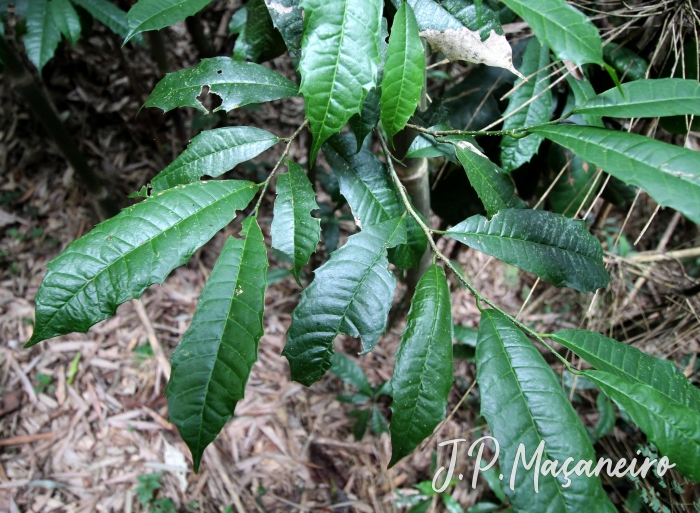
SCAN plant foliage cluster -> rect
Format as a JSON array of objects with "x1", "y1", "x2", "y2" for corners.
[{"x1": 7, "y1": 0, "x2": 700, "y2": 508}]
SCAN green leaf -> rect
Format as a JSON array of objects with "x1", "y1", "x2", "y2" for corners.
[
  {"x1": 166, "y1": 217, "x2": 267, "y2": 472},
  {"x1": 330, "y1": 352, "x2": 373, "y2": 396},
  {"x1": 547, "y1": 143, "x2": 600, "y2": 217},
  {"x1": 406, "y1": 0, "x2": 519, "y2": 75},
  {"x1": 549, "y1": 330, "x2": 700, "y2": 412},
  {"x1": 565, "y1": 75, "x2": 603, "y2": 127},
  {"x1": 590, "y1": 392, "x2": 615, "y2": 440},
  {"x1": 351, "y1": 408, "x2": 371, "y2": 440},
  {"x1": 443, "y1": 65, "x2": 512, "y2": 130},
  {"x1": 447, "y1": 209, "x2": 609, "y2": 293},
  {"x1": 476, "y1": 310, "x2": 616, "y2": 512},
  {"x1": 574, "y1": 79, "x2": 700, "y2": 118},
  {"x1": 408, "y1": 499, "x2": 432, "y2": 513},
  {"x1": 49, "y1": 0, "x2": 81, "y2": 45},
  {"x1": 451, "y1": 141, "x2": 527, "y2": 217},
  {"x1": 228, "y1": 6, "x2": 246, "y2": 34},
  {"x1": 442, "y1": 493, "x2": 465, "y2": 513},
  {"x1": 323, "y1": 134, "x2": 402, "y2": 227},
  {"x1": 270, "y1": 161, "x2": 321, "y2": 282},
  {"x1": 125, "y1": 0, "x2": 213, "y2": 43},
  {"x1": 500, "y1": 37, "x2": 551, "y2": 172},
  {"x1": 531, "y1": 124, "x2": 700, "y2": 225},
  {"x1": 405, "y1": 125, "x2": 457, "y2": 161},
  {"x1": 381, "y1": 2, "x2": 425, "y2": 143},
  {"x1": 323, "y1": 133, "x2": 422, "y2": 267},
  {"x1": 144, "y1": 57, "x2": 298, "y2": 114},
  {"x1": 298, "y1": 0, "x2": 382, "y2": 162},
  {"x1": 350, "y1": 18, "x2": 388, "y2": 151},
  {"x1": 350, "y1": 87, "x2": 382, "y2": 152},
  {"x1": 264, "y1": 0, "x2": 302, "y2": 56},
  {"x1": 70, "y1": 0, "x2": 136, "y2": 42},
  {"x1": 233, "y1": 0, "x2": 285, "y2": 63},
  {"x1": 389, "y1": 211, "x2": 428, "y2": 270},
  {"x1": 498, "y1": 0, "x2": 602, "y2": 67},
  {"x1": 282, "y1": 217, "x2": 406, "y2": 386},
  {"x1": 454, "y1": 324, "x2": 478, "y2": 345},
  {"x1": 27, "y1": 180, "x2": 258, "y2": 346},
  {"x1": 585, "y1": 370, "x2": 700, "y2": 482},
  {"x1": 150, "y1": 127, "x2": 279, "y2": 192},
  {"x1": 321, "y1": 215, "x2": 340, "y2": 253},
  {"x1": 441, "y1": 0, "x2": 503, "y2": 42},
  {"x1": 337, "y1": 393, "x2": 370, "y2": 404},
  {"x1": 371, "y1": 405, "x2": 390, "y2": 435},
  {"x1": 603, "y1": 43, "x2": 647, "y2": 82},
  {"x1": 24, "y1": 0, "x2": 61, "y2": 72},
  {"x1": 390, "y1": 265, "x2": 453, "y2": 467},
  {"x1": 481, "y1": 466, "x2": 507, "y2": 504}
]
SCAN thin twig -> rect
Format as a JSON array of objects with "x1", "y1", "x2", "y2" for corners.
[
  {"x1": 376, "y1": 130, "x2": 576, "y2": 373},
  {"x1": 252, "y1": 120, "x2": 309, "y2": 215}
]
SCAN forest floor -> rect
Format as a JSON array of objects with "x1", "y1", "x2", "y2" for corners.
[{"x1": 1, "y1": 4, "x2": 699, "y2": 512}]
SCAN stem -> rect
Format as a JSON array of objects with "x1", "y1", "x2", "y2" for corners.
[
  {"x1": 391, "y1": 127, "x2": 431, "y2": 287},
  {"x1": 376, "y1": 130, "x2": 577, "y2": 374},
  {"x1": 0, "y1": 34, "x2": 118, "y2": 220},
  {"x1": 405, "y1": 119, "x2": 561, "y2": 139},
  {"x1": 185, "y1": 13, "x2": 215, "y2": 59},
  {"x1": 146, "y1": 30, "x2": 170, "y2": 76},
  {"x1": 252, "y1": 119, "x2": 309, "y2": 216}
]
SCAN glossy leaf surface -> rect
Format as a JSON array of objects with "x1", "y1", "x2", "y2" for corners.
[
  {"x1": 447, "y1": 209, "x2": 609, "y2": 293},
  {"x1": 264, "y1": 0, "x2": 303, "y2": 56},
  {"x1": 477, "y1": 310, "x2": 616, "y2": 512},
  {"x1": 27, "y1": 180, "x2": 258, "y2": 346},
  {"x1": 381, "y1": 2, "x2": 425, "y2": 143},
  {"x1": 499, "y1": 0, "x2": 603, "y2": 66},
  {"x1": 550, "y1": 330, "x2": 700, "y2": 412},
  {"x1": 150, "y1": 127, "x2": 279, "y2": 191},
  {"x1": 125, "y1": 0, "x2": 213, "y2": 42},
  {"x1": 50, "y1": 0, "x2": 81, "y2": 45},
  {"x1": 390, "y1": 265, "x2": 453, "y2": 466},
  {"x1": 500, "y1": 37, "x2": 551, "y2": 172},
  {"x1": 323, "y1": 134, "x2": 424, "y2": 267},
  {"x1": 24, "y1": 0, "x2": 61, "y2": 72},
  {"x1": 532, "y1": 124, "x2": 700, "y2": 224},
  {"x1": 233, "y1": 0, "x2": 286, "y2": 62},
  {"x1": 575, "y1": 79, "x2": 700, "y2": 118},
  {"x1": 283, "y1": 217, "x2": 406, "y2": 386},
  {"x1": 166, "y1": 218, "x2": 267, "y2": 472},
  {"x1": 298, "y1": 0, "x2": 382, "y2": 161},
  {"x1": 586, "y1": 370, "x2": 700, "y2": 482},
  {"x1": 270, "y1": 161, "x2": 321, "y2": 282},
  {"x1": 452, "y1": 141, "x2": 527, "y2": 217},
  {"x1": 144, "y1": 57, "x2": 298, "y2": 114}
]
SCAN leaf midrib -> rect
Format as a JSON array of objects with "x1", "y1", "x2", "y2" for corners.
[
  {"x1": 34, "y1": 184, "x2": 251, "y2": 341},
  {"x1": 193, "y1": 233, "x2": 255, "y2": 458},
  {"x1": 485, "y1": 314, "x2": 578, "y2": 513},
  {"x1": 154, "y1": 133, "x2": 278, "y2": 187},
  {"x1": 318, "y1": 221, "x2": 403, "y2": 366},
  {"x1": 538, "y1": 127, "x2": 700, "y2": 186},
  {"x1": 315, "y1": 0, "x2": 350, "y2": 141},
  {"x1": 394, "y1": 267, "x2": 446, "y2": 453},
  {"x1": 450, "y1": 222, "x2": 601, "y2": 263},
  {"x1": 128, "y1": 0, "x2": 206, "y2": 37},
  {"x1": 553, "y1": 334, "x2": 700, "y2": 410},
  {"x1": 502, "y1": 0, "x2": 599, "y2": 61}
]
